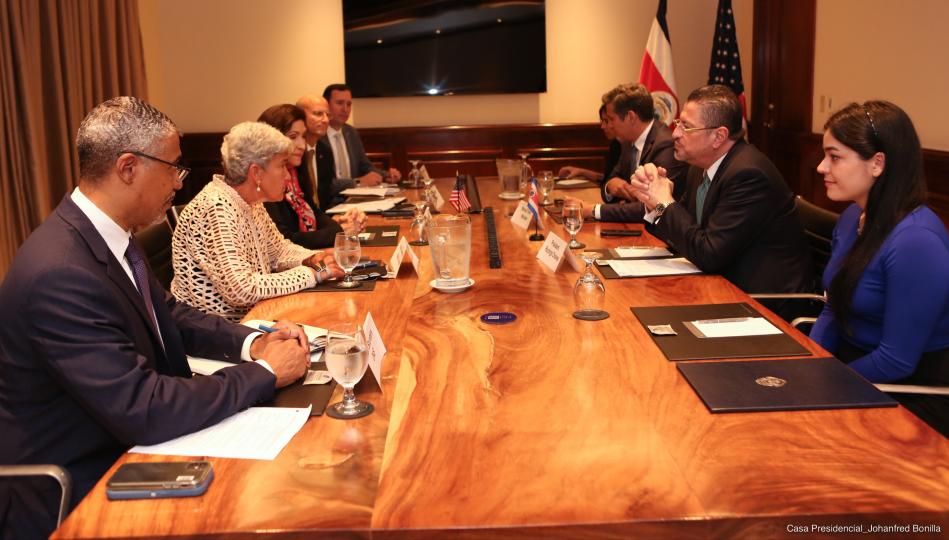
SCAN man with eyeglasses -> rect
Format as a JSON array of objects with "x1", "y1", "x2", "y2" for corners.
[
  {"x1": 584, "y1": 83, "x2": 687, "y2": 223},
  {"x1": 630, "y1": 85, "x2": 813, "y2": 308},
  {"x1": 0, "y1": 97, "x2": 311, "y2": 536}
]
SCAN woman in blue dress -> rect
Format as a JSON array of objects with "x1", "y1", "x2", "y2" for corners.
[{"x1": 811, "y1": 101, "x2": 948, "y2": 437}]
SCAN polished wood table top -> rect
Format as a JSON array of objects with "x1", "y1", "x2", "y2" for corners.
[{"x1": 55, "y1": 179, "x2": 949, "y2": 539}]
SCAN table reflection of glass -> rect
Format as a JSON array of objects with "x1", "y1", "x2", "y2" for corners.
[
  {"x1": 573, "y1": 252, "x2": 608, "y2": 321},
  {"x1": 325, "y1": 323, "x2": 374, "y2": 419}
]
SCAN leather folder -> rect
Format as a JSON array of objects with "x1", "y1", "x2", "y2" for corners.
[
  {"x1": 271, "y1": 360, "x2": 337, "y2": 416},
  {"x1": 677, "y1": 357, "x2": 898, "y2": 413},
  {"x1": 359, "y1": 225, "x2": 400, "y2": 247},
  {"x1": 631, "y1": 302, "x2": 810, "y2": 361}
]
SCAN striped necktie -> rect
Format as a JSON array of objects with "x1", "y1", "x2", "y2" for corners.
[
  {"x1": 696, "y1": 172, "x2": 712, "y2": 223},
  {"x1": 125, "y1": 239, "x2": 165, "y2": 350},
  {"x1": 305, "y1": 148, "x2": 320, "y2": 209},
  {"x1": 332, "y1": 132, "x2": 351, "y2": 180}
]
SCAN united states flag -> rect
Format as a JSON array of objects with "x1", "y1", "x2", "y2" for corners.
[
  {"x1": 708, "y1": 0, "x2": 746, "y2": 115},
  {"x1": 449, "y1": 176, "x2": 471, "y2": 213}
]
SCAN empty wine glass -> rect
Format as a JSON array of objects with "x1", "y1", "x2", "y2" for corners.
[
  {"x1": 573, "y1": 252, "x2": 608, "y2": 320},
  {"x1": 518, "y1": 153, "x2": 533, "y2": 199},
  {"x1": 334, "y1": 232, "x2": 362, "y2": 289},
  {"x1": 324, "y1": 323, "x2": 373, "y2": 418},
  {"x1": 562, "y1": 201, "x2": 585, "y2": 249},
  {"x1": 408, "y1": 159, "x2": 422, "y2": 188},
  {"x1": 409, "y1": 200, "x2": 429, "y2": 246},
  {"x1": 539, "y1": 170, "x2": 555, "y2": 206}
]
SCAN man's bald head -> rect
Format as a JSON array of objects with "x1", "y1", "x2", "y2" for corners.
[{"x1": 295, "y1": 94, "x2": 330, "y2": 143}]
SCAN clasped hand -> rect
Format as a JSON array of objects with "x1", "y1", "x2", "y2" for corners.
[
  {"x1": 333, "y1": 208, "x2": 368, "y2": 234},
  {"x1": 250, "y1": 319, "x2": 310, "y2": 387},
  {"x1": 629, "y1": 163, "x2": 673, "y2": 211},
  {"x1": 305, "y1": 251, "x2": 344, "y2": 280}
]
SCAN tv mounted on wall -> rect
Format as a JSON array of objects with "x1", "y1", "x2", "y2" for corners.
[{"x1": 343, "y1": 0, "x2": 547, "y2": 98}]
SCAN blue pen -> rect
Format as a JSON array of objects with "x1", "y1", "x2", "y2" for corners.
[{"x1": 257, "y1": 324, "x2": 277, "y2": 333}]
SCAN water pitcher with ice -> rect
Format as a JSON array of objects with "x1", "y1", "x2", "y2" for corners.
[{"x1": 429, "y1": 214, "x2": 471, "y2": 288}]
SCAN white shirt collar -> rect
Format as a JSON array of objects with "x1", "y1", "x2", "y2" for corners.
[
  {"x1": 705, "y1": 152, "x2": 728, "y2": 183},
  {"x1": 633, "y1": 120, "x2": 654, "y2": 154},
  {"x1": 327, "y1": 125, "x2": 342, "y2": 138},
  {"x1": 70, "y1": 187, "x2": 131, "y2": 265}
]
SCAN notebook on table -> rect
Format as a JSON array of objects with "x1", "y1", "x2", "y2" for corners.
[
  {"x1": 677, "y1": 357, "x2": 898, "y2": 413},
  {"x1": 631, "y1": 302, "x2": 811, "y2": 361}
]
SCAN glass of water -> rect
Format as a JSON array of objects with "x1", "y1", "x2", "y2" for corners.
[
  {"x1": 325, "y1": 323, "x2": 373, "y2": 418},
  {"x1": 562, "y1": 200, "x2": 585, "y2": 249},
  {"x1": 429, "y1": 214, "x2": 472, "y2": 289},
  {"x1": 334, "y1": 232, "x2": 362, "y2": 288},
  {"x1": 539, "y1": 170, "x2": 555, "y2": 206},
  {"x1": 408, "y1": 159, "x2": 422, "y2": 188}
]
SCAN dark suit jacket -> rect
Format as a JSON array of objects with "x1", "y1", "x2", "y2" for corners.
[
  {"x1": 265, "y1": 143, "x2": 344, "y2": 249},
  {"x1": 601, "y1": 139, "x2": 622, "y2": 186},
  {"x1": 321, "y1": 124, "x2": 383, "y2": 180},
  {"x1": 0, "y1": 196, "x2": 276, "y2": 516},
  {"x1": 599, "y1": 121, "x2": 688, "y2": 222},
  {"x1": 652, "y1": 140, "x2": 814, "y2": 296}
]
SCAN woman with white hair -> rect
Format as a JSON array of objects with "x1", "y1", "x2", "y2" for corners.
[{"x1": 171, "y1": 121, "x2": 342, "y2": 321}]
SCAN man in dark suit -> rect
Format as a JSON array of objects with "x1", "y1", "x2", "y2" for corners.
[
  {"x1": 0, "y1": 97, "x2": 311, "y2": 537},
  {"x1": 321, "y1": 83, "x2": 401, "y2": 186},
  {"x1": 586, "y1": 83, "x2": 688, "y2": 223},
  {"x1": 296, "y1": 94, "x2": 347, "y2": 209},
  {"x1": 631, "y1": 85, "x2": 813, "y2": 302}
]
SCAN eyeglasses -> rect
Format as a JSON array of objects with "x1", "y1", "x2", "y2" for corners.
[
  {"x1": 672, "y1": 119, "x2": 720, "y2": 134},
  {"x1": 123, "y1": 151, "x2": 191, "y2": 181}
]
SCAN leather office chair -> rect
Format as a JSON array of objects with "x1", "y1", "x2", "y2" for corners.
[
  {"x1": 134, "y1": 219, "x2": 174, "y2": 290},
  {"x1": 0, "y1": 464, "x2": 72, "y2": 534},
  {"x1": 752, "y1": 196, "x2": 839, "y2": 329}
]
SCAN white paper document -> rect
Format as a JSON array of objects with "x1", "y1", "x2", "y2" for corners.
[
  {"x1": 341, "y1": 186, "x2": 392, "y2": 197},
  {"x1": 613, "y1": 246, "x2": 673, "y2": 259},
  {"x1": 326, "y1": 197, "x2": 406, "y2": 214},
  {"x1": 557, "y1": 178, "x2": 589, "y2": 186},
  {"x1": 607, "y1": 257, "x2": 702, "y2": 277},
  {"x1": 689, "y1": 317, "x2": 782, "y2": 338},
  {"x1": 130, "y1": 406, "x2": 311, "y2": 460}
]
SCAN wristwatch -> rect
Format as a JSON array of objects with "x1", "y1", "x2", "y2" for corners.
[{"x1": 654, "y1": 201, "x2": 673, "y2": 218}]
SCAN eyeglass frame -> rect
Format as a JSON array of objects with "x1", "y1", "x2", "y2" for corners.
[
  {"x1": 672, "y1": 118, "x2": 722, "y2": 135},
  {"x1": 121, "y1": 150, "x2": 191, "y2": 181}
]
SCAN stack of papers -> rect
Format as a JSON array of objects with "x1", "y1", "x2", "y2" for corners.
[
  {"x1": 688, "y1": 317, "x2": 782, "y2": 338},
  {"x1": 613, "y1": 246, "x2": 673, "y2": 258},
  {"x1": 607, "y1": 257, "x2": 702, "y2": 277},
  {"x1": 130, "y1": 406, "x2": 311, "y2": 460},
  {"x1": 340, "y1": 186, "x2": 402, "y2": 197},
  {"x1": 326, "y1": 196, "x2": 406, "y2": 214},
  {"x1": 556, "y1": 178, "x2": 590, "y2": 186}
]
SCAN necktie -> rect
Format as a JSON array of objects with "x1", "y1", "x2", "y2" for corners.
[
  {"x1": 332, "y1": 132, "x2": 351, "y2": 180},
  {"x1": 628, "y1": 145, "x2": 640, "y2": 179},
  {"x1": 696, "y1": 173, "x2": 712, "y2": 223},
  {"x1": 125, "y1": 239, "x2": 165, "y2": 350},
  {"x1": 305, "y1": 148, "x2": 320, "y2": 209}
]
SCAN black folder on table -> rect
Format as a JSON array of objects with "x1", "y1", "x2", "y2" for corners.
[
  {"x1": 677, "y1": 357, "x2": 898, "y2": 413},
  {"x1": 359, "y1": 225, "x2": 400, "y2": 247},
  {"x1": 631, "y1": 302, "x2": 810, "y2": 361},
  {"x1": 271, "y1": 361, "x2": 337, "y2": 416},
  {"x1": 301, "y1": 261, "x2": 385, "y2": 293}
]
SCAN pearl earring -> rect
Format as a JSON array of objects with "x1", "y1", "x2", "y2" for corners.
[{"x1": 256, "y1": 182, "x2": 261, "y2": 193}]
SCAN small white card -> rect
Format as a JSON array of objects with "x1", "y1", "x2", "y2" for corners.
[
  {"x1": 381, "y1": 230, "x2": 398, "y2": 237},
  {"x1": 362, "y1": 312, "x2": 387, "y2": 392},
  {"x1": 689, "y1": 317, "x2": 781, "y2": 338},
  {"x1": 613, "y1": 246, "x2": 673, "y2": 258},
  {"x1": 358, "y1": 232, "x2": 372, "y2": 241},
  {"x1": 536, "y1": 232, "x2": 583, "y2": 272},
  {"x1": 430, "y1": 187, "x2": 445, "y2": 211},
  {"x1": 511, "y1": 200, "x2": 534, "y2": 230},
  {"x1": 303, "y1": 370, "x2": 332, "y2": 385}
]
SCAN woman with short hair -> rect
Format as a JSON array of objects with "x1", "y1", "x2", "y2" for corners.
[
  {"x1": 171, "y1": 121, "x2": 342, "y2": 321},
  {"x1": 811, "y1": 101, "x2": 949, "y2": 436}
]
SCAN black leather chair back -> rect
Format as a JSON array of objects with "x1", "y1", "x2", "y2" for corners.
[
  {"x1": 134, "y1": 220, "x2": 173, "y2": 290},
  {"x1": 795, "y1": 196, "x2": 839, "y2": 284}
]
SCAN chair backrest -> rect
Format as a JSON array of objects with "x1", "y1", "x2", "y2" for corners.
[
  {"x1": 795, "y1": 196, "x2": 839, "y2": 284},
  {"x1": 134, "y1": 219, "x2": 174, "y2": 290},
  {"x1": 0, "y1": 464, "x2": 71, "y2": 533},
  {"x1": 165, "y1": 204, "x2": 186, "y2": 231}
]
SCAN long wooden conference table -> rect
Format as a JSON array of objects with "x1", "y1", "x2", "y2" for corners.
[{"x1": 55, "y1": 179, "x2": 948, "y2": 539}]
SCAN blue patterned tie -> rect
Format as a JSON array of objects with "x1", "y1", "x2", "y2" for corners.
[
  {"x1": 125, "y1": 239, "x2": 164, "y2": 350},
  {"x1": 695, "y1": 172, "x2": 712, "y2": 223}
]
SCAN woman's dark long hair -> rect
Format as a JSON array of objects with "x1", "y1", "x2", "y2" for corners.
[
  {"x1": 825, "y1": 101, "x2": 927, "y2": 331},
  {"x1": 257, "y1": 104, "x2": 305, "y2": 134}
]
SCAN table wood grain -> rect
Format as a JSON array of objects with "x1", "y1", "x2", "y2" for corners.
[{"x1": 54, "y1": 179, "x2": 949, "y2": 539}]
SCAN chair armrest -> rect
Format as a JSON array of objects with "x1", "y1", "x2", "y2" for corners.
[
  {"x1": 875, "y1": 384, "x2": 949, "y2": 396},
  {"x1": 749, "y1": 293, "x2": 827, "y2": 303},
  {"x1": 790, "y1": 316, "x2": 817, "y2": 330},
  {"x1": 0, "y1": 464, "x2": 72, "y2": 525}
]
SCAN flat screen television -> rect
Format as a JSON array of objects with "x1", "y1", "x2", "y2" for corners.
[{"x1": 343, "y1": 0, "x2": 547, "y2": 98}]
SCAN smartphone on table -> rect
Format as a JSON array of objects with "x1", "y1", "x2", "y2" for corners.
[{"x1": 106, "y1": 461, "x2": 214, "y2": 500}]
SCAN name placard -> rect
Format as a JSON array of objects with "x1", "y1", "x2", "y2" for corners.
[
  {"x1": 387, "y1": 236, "x2": 419, "y2": 278},
  {"x1": 430, "y1": 187, "x2": 445, "y2": 211},
  {"x1": 536, "y1": 232, "x2": 583, "y2": 272},
  {"x1": 361, "y1": 312, "x2": 387, "y2": 393},
  {"x1": 511, "y1": 200, "x2": 534, "y2": 230}
]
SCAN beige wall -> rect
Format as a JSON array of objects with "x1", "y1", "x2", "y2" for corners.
[
  {"x1": 813, "y1": 0, "x2": 949, "y2": 150},
  {"x1": 139, "y1": 0, "x2": 753, "y2": 132}
]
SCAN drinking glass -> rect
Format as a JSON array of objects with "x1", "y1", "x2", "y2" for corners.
[
  {"x1": 325, "y1": 323, "x2": 373, "y2": 418},
  {"x1": 409, "y1": 200, "x2": 429, "y2": 246},
  {"x1": 562, "y1": 201, "x2": 585, "y2": 249},
  {"x1": 429, "y1": 214, "x2": 471, "y2": 288},
  {"x1": 518, "y1": 153, "x2": 533, "y2": 199},
  {"x1": 408, "y1": 159, "x2": 422, "y2": 188},
  {"x1": 334, "y1": 232, "x2": 362, "y2": 288},
  {"x1": 573, "y1": 252, "x2": 608, "y2": 320},
  {"x1": 539, "y1": 170, "x2": 555, "y2": 206}
]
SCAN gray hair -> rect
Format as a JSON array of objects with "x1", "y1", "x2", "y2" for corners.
[
  {"x1": 76, "y1": 96, "x2": 178, "y2": 180},
  {"x1": 220, "y1": 122, "x2": 293, "y2": 185}
]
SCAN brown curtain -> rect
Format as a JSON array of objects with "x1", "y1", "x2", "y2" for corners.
[{"x1": 0, "y1": 0, "x2": 147, "y2": 276}]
